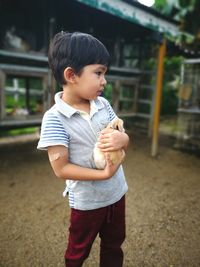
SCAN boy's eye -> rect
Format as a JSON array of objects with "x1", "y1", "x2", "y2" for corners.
[{"x1": 96, "y1": 72, "x2": 102, "y2": 76}]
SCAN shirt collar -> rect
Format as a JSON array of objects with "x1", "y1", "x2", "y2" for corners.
[{"x1": 54, "y1": 91, "x2": 104, "y2": 118}]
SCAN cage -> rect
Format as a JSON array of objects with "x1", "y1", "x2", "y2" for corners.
[{"x1": 176, "y1": 59, "x2": 200, "y2": 150}]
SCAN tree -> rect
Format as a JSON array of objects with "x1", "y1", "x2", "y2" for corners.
[{"x1": 154, "y1": 0, "x2": 200, "y2": 53}]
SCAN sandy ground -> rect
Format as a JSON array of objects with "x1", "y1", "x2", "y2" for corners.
[{"x1": 0, "y1": 131, "x2": 200, "y2": 267}]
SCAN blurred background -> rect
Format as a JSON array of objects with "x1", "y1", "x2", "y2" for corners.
[{"x1": 0, "y1": 0, "x2": 200, "y2": 266}]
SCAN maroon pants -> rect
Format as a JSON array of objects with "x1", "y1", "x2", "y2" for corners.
[{"x1": 65, "y1": 195, "x2": 126, "y2": 267}]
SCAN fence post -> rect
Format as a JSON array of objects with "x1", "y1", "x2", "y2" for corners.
[{"x1": 151, "y1": 39, "x2": 166, "y2": 157}]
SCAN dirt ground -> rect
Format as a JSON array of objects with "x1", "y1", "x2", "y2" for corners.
[{"x1": 0, "y1": 131, "x2": 200, "y2": 267}]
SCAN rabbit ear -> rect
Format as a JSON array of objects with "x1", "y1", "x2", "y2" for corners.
[
  {"x1": 117, "y1": 119, "x2": 125, "y2": 132},
  {"x1": 113, "y1": 119, "x2": 124, "y2": 132},
  {"x1": 107, "y1": 118, "x2": 125, "y2": 132}
]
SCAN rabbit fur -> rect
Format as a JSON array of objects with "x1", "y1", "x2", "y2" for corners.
[{"x1": 93, "y1": 118, "x2": 125, "y2": 169}]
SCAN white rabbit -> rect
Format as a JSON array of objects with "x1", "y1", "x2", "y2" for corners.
[{"x1": 93, "y1": 118, "x2": 125, "y2": 169}]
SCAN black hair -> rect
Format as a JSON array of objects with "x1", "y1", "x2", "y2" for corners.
[{"x1": 48, "y1": 31, "x2": 110, "y2": 85}]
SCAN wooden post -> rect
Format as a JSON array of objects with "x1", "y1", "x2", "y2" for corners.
[
  {"x1": 151, "y1": 39, "x2": 166, "y2": 157},
  {"x1": 0, "y1": 70, "x2": 6, "y2": 120}
]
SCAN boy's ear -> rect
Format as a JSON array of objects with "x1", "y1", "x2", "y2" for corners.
[{"x1": 63, "y1": 67, "x2": 76, "y2": 83}]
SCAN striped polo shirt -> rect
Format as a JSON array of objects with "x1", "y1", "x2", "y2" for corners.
[{"x1": 37, "y1": 91, "x2": 128, "y2": 210}]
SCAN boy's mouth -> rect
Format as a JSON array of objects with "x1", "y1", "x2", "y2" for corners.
[{"x1": 97, "y1": 90, "x2": 103, "y2": 96}]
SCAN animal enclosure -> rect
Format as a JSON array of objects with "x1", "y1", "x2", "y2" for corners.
[{"x1": 176, "y1": 59, "x2": 200, "y2": 150}]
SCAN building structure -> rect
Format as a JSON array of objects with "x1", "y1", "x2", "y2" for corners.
[{"x1": 0, "y1": 0, "x2": 180, "y2": 155}]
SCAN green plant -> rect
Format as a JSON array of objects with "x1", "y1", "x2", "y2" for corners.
[
  {"x1": 0, "y1": 127, "x2": 38, "y2": 137},
  {"x1": 161, "y1": 56, "x2": 183, "y2": 115}
]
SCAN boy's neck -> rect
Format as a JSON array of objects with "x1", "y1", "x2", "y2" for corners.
[{"x1": 62, "y1": 87, "x2": 90, "y2": 113}]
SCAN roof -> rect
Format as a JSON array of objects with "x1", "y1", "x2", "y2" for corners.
[{"x1": 75, "y1": 0, "x2": 180, "y2": 37}]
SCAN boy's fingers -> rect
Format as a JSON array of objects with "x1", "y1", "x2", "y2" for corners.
[
  {"x1": 98, "y1": 137, "x2": 108, "y2": 144},
  {"x1": 101, "y1": 128, "x2": 113, "y2": 134},
  {"x1": 98, "y1": 134, "x2": 111, "y2": 142},
  {"x1": 105, "y1": 153, "x2": 112, "y2": 166},
  {"x1": 105, "y1": 152, "x2": 110, "y2": 160}
]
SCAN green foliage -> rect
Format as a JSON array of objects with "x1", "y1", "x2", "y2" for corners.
[
  {"x1": 143, "y1": 56, "x2": 183, "y2": 115},
  {"x1": 161, "y1": 56, "x2": 183, "y2": 115},
  {"x1": 29, "y1": 78, "x2": 42, "y2": 89},
  {"x1": 154, "y1": 0, "x2": 179, "y2": 16},
  {"x1": 104, "y1": 83, "x2": 113, "y2": 103},
  {"x1": 154, "y1": 0, "x2": 196, "y2": 19},
  {"x1": 0, "y1": 127, "x2": 38, "y2": 137},
  {"x1": 154, "y1": 0, "x2": 199, "y2": 47},
  {"x1": 121, "y1": 85, "x2": 134, "y2": 98},
  {"x1": 5, "y1": 77, "x2": 43, "y2": 114},
  {"x1": 164, "y1": 56, "x2": 183, "y2": 70},
  {"x1": 161, "y1": 86, "x2": 178, "y2": 115}
]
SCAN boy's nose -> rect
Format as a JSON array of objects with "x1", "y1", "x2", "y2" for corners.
[{"x1": 102, "y1": 76, "x2": 107, "y2": 86}]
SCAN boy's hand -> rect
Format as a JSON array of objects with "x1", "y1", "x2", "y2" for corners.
[
  {"x1": 102, "y1": 152, "x2": 122, "y2": 178},
  {"x1": 98, "y1": 128, "x2": 129, "y2": 152}
]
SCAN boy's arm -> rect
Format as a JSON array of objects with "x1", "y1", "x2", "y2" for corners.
[{"x1": 47, "y1": 145, "x2": 121, "y2": 181}]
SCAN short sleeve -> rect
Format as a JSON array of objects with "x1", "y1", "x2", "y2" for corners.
[
  {"x1": 37, "y1": 111, "x2": 70, "y2": 150},
  {"x1": 101, "y1": 97, "x2": 117, "y2": 122}
]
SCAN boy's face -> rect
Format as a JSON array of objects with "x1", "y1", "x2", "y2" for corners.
[{"x1": 74, "y1": 64, "x2": 107, "y2": 100}]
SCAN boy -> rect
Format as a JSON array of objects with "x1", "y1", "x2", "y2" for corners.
[{"x1": 37, "y1": 31, "x2": 129, "y2": 267}]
